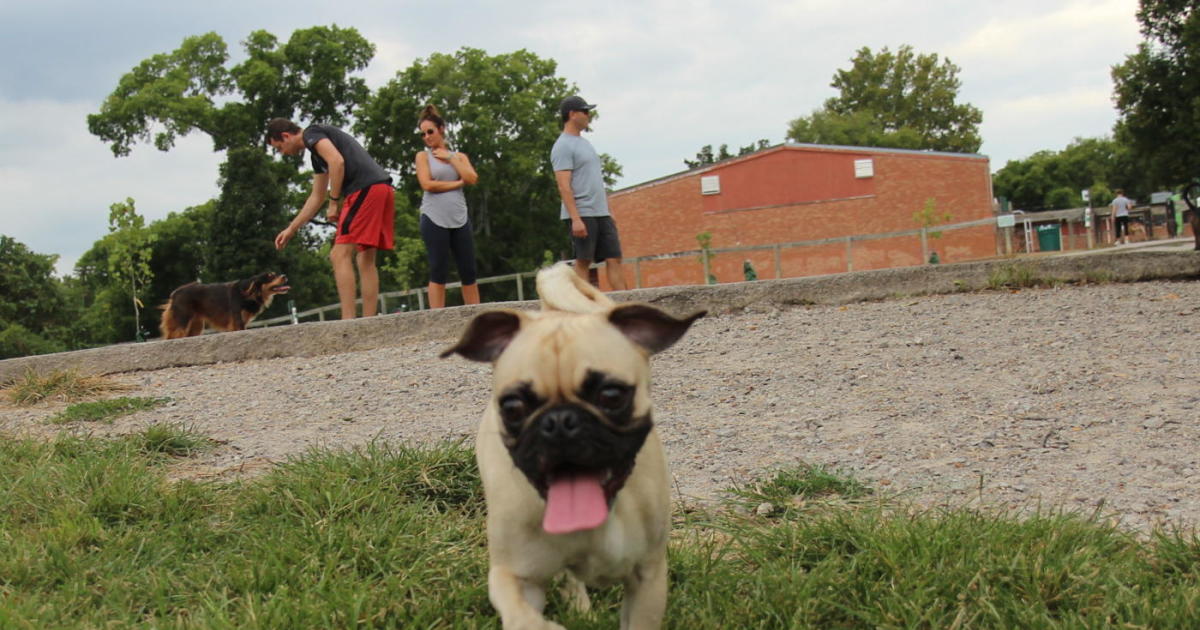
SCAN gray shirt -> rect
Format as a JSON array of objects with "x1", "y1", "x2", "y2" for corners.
[
  {"x1": 1111, "y1": 194, "x2": 1132, "y2": 217},
  {"x1": 551, "y1": 133, "x2": 609, "y2": 219},
  {"x1": 419, "y1": 149, "x2": 469, "y2": 229},
  {"x1": 303, "y1": 124, "x2": 391, "y2": 195}
]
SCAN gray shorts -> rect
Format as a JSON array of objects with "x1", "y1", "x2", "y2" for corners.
[{"x1": 564, "y1": 215, "x2": 623, "y2": 261}]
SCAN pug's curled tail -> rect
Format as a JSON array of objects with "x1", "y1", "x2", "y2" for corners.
[{"x1": 536, "y1": 263, "x2": 614, "y2": 314}]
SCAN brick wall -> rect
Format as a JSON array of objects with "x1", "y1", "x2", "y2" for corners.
[{"x1": 609, "y1": 144, "x2": 996, "y2": 289}]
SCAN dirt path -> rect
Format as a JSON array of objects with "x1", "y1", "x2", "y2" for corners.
[{"x1": 4, "y1": 280, "x2": 1199, "y2": 533}]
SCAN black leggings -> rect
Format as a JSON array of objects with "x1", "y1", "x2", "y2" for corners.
[{"x1": 420, "y1": 214, "x2": 478, "y2": 285}]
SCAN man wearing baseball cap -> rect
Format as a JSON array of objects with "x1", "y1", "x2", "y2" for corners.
[{"x1": 550, "y1": 95, "x2": 627, "y2": 290}]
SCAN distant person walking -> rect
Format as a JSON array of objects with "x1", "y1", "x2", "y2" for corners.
[
  {"x1": 267, "y1": 119, "x2": 394, "y2": 319},
  {"x1": 1111, "y1": 189, "x2": 1133, "y2": 245},
  {"x1": 414, "y1": 105, "x2": 480, "y2": 308},
  {"x1": 551, "y1": 95, "x2": 627, "y2": 290}
]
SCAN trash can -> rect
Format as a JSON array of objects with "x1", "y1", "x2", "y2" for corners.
[{"x1": 1036, "y1": 223, "x2": 1061, "y2": 251}]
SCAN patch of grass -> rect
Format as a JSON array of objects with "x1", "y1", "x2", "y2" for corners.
[
  {"x1": 0, "y1": 436, "x2": 1197, "y2": 628},
  {"x1": 4, "y1": 369, "x2": 131, "y2": 405},
  {"x1": 987, "y1": 263, "x2": 1055, "y2": 289},
  {"x1": 46, "y1": 396, "x2": 171, "y2": 424},
  {"x1": 137, "y1": 422, "x2": 214, "y2": 456},
  {"x1": 725, "y1": 464, "x2": 872, "y2": 518},
  {"x1": 668, "y1": 503, "x2": 1200, "y2": 628},
  {"x1": 1083, "y1": 269, "x2": 1115, "y2": 284},
  {"x1": 0, "y1": 437, "x2": 492, "y2": 629}
]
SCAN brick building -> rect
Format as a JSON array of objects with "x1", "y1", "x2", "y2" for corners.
[{"x1": 606, "y1": 143, "x2": 997, "y2": 289}]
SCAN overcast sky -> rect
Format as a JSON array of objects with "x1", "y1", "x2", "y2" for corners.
[{"x1": 1, "y1": 0, "x2": 1143, "y2": 276}]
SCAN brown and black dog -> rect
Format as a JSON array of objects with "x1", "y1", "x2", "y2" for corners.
[{"x1": 159, "y1": 272, "x2": 290, "y2": 339}]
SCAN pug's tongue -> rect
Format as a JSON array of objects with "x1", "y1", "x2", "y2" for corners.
[{"x1": 542, "y1": 471, "x2": 608, "y2": 534}]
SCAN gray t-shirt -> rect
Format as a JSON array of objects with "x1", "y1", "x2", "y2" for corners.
[
  {"x1": 550, "y1": 133, "x2": 609, "y2": 219},
  {"x1": 1111, "y1": 194, "x2": 1132, "y2": 217},
  {"x1": 419, "y1": 149, "x2": 469, "y2": 229},
  {"x1": 303, "y1": 124, "x2": 391, "y2": 195}
]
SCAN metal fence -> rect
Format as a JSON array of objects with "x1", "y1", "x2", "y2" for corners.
[
  {"x1": 250, "y1": 272, "x2": 531, "y2": 328},
  {"x1": 251, "y1": 216, "x2": 999, "y2": 328}
]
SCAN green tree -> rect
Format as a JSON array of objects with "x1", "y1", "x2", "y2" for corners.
[
  {"x1": 70, "y1": 239, "x2": 135, "y2": 346},
  {"x1": 913, "y1": 198, "x2": 952, "y2": 239},
  {"x1": 106, "y1": 199, "x2": 156, "y2": 341},
  {"x1": 992, "y1": 137, "x2": 1139, "y2": 211},
  {"x1": 143, "y1": 202, "x2": 213, "y2": 306},
  {"x1": 357, "y1": 48, "x2": 593, "y2": 284},
  {"x1": 0, "y1": 235, "x2": 64, "y2": 333},
  {"x1": 1043, "y1": 187, "x2": 1079, "y2": 211},
  {"x1": 0, "y1": 323, "x2": 64, "y2": 359},
  {"x1": 88, "y1": 27, "x2": 373, "y2": 156},
  {"x1": 788, "y1": 45, "x2": 982, "y2": 153},
  {"x1": 0, "y1": 236, "x2": 68, "y2": 358},
  {"x1": 684, "y1": 139, "x2": 770, "y2": 168},
  {"x1": 86, "y1": 27, "x2": 374, "y2": 308},
  {"x1": 1111, "y1": 0, "x2": 1200, "y2": 187}
]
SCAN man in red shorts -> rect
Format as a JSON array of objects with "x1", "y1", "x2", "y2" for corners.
[{"x1": 267, "y1": 118, "x2": 395, "y2": 319}]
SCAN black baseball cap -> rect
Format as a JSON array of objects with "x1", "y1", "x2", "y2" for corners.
[{"x1": 560, "y1": 95, "x2": 596, "y2": 119}]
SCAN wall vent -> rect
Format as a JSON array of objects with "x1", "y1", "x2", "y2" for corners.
[
  {"x1": 854, "y1": 159, "x2": 874, "y2": 178},
  {"x1": 700, "y1": 175, "x2": 721, "y2": 195}
]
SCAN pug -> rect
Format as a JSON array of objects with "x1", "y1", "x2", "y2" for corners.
[{"x1": 441, "y1": 263, "x2": 705, "y2": 630}]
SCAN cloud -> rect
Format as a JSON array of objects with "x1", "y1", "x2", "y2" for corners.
[
  {"x1": 951, "y1": 0, "x2": 1139, "y2": 66},
  {"x1": 979, "y1": 86, "x2": 1119, "y2": 167},
  {"x1": 0, "y1": 98, "x2": 222, "y2": 275},
  {"x1": 949, "y1": 0, "x2": 1140, "y2": 96},
  {"x1": 357, "y1": 34, "x2": 421, "y2": 88},
  {"x1": 946, "y1": 0, "x2": 1140, "y2": 163},
  {"x1": 991, "y1": 87, "x2": 1116, "y2": 119}
]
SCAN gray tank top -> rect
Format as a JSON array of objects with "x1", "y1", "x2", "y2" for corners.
[{"x1": 419, "y1": 149, "x2": 469, "y2": 228}]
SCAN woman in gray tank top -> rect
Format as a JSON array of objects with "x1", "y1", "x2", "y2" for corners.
[{"x1": 415, "y1": 105, "x2": 481, "y2": 308}]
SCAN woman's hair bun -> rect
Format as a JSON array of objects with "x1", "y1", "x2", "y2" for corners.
[{"x1": 419, "y1": 104, "x2": 444, "y2": 127}]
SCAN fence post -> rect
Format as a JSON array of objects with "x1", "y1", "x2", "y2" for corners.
[
  {"x1": 633, "y1": 259, "x2": 642, "y2": 289},
  {"x1": 417, "y1": 289, "x2": 425, "y2": 311},
  {"x1": 845, "y1": 237, "x2": 853, "y2": 272},
  {"x1": 773, "y1": 244, "x2": 782, "y2": 279},
  {"x1": 1085, "y1": 207, "x2": 1095, "y2": 249},
  {"x1": 515, "y1": 273, "x2": 524, "y2": 301},
  {"x1": 701, "y1": 249, "x2": 711, "y2": 284},
  {"x1": 920, "y1": 227, "x2": 929, "y2": 263}
]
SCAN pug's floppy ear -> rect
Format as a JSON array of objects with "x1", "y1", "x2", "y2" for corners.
[
  {"x1": 440, "y1": 310, "x2": 525, "y2": 362},
  {"x1": 608, "y1": 304, "x2": 706, "y2": 355}
]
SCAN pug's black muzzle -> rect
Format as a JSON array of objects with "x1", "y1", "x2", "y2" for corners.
[{"x1": 506, "y1": 403, "x2": 651, "y2": 505}]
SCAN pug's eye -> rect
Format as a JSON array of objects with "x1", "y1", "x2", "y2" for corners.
[
  {"x1": 498, "y1": 395, "x2": 528, "y2": 424},
  {"x1": 595, "y1": 384, "x2": 632, "y2": 413}
]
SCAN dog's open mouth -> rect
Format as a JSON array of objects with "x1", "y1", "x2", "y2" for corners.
[
  {"x1": 269, "y1": 276, "x2": 291, "y2": 294},
  {"x1": 539, "y1": 463, "x2": 633, "y2": 535}
]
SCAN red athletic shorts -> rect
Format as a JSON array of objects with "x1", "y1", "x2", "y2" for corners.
[{"x1": 335, "y1": 183, "x2": 395, "y2": 251}]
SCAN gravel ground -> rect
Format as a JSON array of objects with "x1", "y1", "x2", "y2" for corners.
[{"x1": 4, "y1": 280, "x2": 1200, "y2": 533}]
